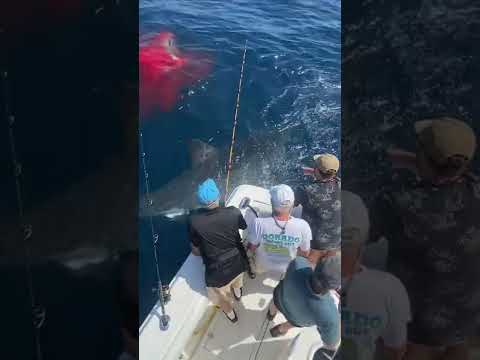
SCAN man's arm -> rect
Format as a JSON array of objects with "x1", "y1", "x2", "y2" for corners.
[
  {"x1": 378, "y1": 278, "x2": 411, "y2": 360},
  {"x1": 237, "y1": 209, "x2": 248, "y2": 230},
  {"x1": 187, "y1": 218, "x2": 202, "y2": 256},
  {"x1": 297, "y1": 221, "x2": 312, "y2": 258},
  {"x1": 318, "y1": 318, "x2": 341, "y2": 351},
  {"x1": 246, "y1": 218, "x2": 261, "y2": 251},
  {"x1": 387, "y1": 147, "x2": 418, "y2": 175}
]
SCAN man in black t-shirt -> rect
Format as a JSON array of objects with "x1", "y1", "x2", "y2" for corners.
[{"x1": 188, "y1": 178, "x2": 249, "y2": 323}]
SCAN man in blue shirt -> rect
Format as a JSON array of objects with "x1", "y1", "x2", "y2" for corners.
[{"x1": 267, "y1": 253, "x2": 341, "y2": 352}]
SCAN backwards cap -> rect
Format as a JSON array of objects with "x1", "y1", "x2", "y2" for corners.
[
  {"x1": 415, "y1": 117, "x2": 476, "y2": 166},
  {"x1": 270, "y1": 184, "x2": 295, "y2": 209},
  {"x1": 313, "y1": 153, "x2": 340, "y2": 174},
  {"x1": 197, "y1": 178, "x2": 220, "y2": 205}
]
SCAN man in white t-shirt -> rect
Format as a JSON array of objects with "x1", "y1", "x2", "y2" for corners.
[
  {"x1": 247, "y1": 184, "x2": 311, "y2": 275},
  {"x1": 338, "y1": 190, "x2": 411, "y2": 360}
]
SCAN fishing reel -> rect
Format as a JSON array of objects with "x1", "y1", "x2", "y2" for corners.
[
  {"x1": 159, "y1": 314, "x2": 170, "y2": 331},
  {"x1": 153, "y1": 284, "x2": 171, "y2": 304},
  {"x1": 153, "y1": 284, "x2": 171, "y2": 331},
  {"x1": 161, "y1": 285, "x2": 171, "y2": 303}
]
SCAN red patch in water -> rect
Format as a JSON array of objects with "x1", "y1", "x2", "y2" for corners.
[{"x1": 139, "y1": 32, "x2": 212, "y2": 118}]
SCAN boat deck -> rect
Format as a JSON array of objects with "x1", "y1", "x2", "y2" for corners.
[{"x1": 189, "y1": 272, "x2": 322, "y2": 360}]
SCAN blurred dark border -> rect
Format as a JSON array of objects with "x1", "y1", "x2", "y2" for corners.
[
  {"x1": 1, "y1": 1, "x2": 138, "y2": 359},
  {"x1": 343, "y1": 0, "x2": 480, "y2": 358}
]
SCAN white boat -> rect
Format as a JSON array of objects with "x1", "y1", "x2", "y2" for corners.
[{"x1": 139, "y1": 184, "x2": 332, "y2": 360}]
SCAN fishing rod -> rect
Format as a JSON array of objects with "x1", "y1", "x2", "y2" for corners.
[
  {"x1": 224, "y1": 40, "x2": 248, "y2": 202},
  {"x1": 139, "y1": 131, "x2": 170, "y2": 331}
]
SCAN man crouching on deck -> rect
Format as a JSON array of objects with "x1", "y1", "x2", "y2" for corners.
[{"x1": 188, "y1": 178, "x2": 249, "y2": 323}]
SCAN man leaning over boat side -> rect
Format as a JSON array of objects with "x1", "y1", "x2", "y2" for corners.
[
  {"x1": 188, "y1": 178, "x2": 249, "y2": 323},
  {"x1": 267, "y1": 251, "x2": 341, "y2": 359},
  {"x1": 294, "y1": 153, "x2": 341, "y2": 265},
  {"x1": 246, "y1": 184, "x2": 311, "y2": 277}
]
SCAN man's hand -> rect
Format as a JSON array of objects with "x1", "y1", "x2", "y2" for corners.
[
  {"x1": 247, "y1": 242, "x2": 258, "y2": 252},
  {"x1": 297, "y1": 248, "x2": 310, "y2": 258}
]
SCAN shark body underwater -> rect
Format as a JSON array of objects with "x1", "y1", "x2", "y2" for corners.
[
  {"x1": 138, "y1": 134, "x2": 289, "y2": 221},
  {"x1": 139, "y1": 139, "x2": 221, "y2": 220}
]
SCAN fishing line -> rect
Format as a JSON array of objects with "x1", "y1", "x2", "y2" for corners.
[
  {"x1": 248, "y1": 313, "x2": 271, "y2": 360},
  {"x1": 225, "y1": 39, "x2": 248, "y2": 201},
  {"x1": 2, "y1": 70, "x2": 45, "y2": 360}
]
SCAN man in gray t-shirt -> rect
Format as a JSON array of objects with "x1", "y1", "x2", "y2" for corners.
[{"x1": 267, "y1": 254, "x2": 341, "y2": 353}]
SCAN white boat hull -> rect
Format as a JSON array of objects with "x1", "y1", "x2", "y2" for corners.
[{"x1": 140, "y1": 185, "x2": 331, "y2": 360}]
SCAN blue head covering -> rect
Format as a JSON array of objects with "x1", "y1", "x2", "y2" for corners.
[{"x1": 197, "y1": 178, "x2": 220, "y2": 205}]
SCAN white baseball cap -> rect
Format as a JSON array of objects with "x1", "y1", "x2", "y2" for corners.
[
  {"x1": 342, "y1": 190, "x2": 369, "y2": 246},
  {"x1": 270, "y1": 184, "x2": 295, "y2": 209}
]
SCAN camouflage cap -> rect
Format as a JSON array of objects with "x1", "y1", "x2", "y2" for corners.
[
  {"x1": 415, "y1": 118, "x2": 476, "y2": 165},
  {"x1": 313, "y1": 153, "x2": 339, "y2": 174}
]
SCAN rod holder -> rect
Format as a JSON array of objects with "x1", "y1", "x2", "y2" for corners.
[{"x1": 159, "y1": 314, "x2": 170, "y2": 331}]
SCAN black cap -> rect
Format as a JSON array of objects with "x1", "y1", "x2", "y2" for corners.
[{"x1": 312, "y1": 253, "x2": 341, "y2": 291}]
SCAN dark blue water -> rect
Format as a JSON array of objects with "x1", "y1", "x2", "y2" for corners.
[{"x1": 139, "y1": 0, "x2": 340, "y2": 322}]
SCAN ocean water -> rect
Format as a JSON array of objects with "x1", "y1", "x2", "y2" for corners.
[{"x1": 139, "y1": 0, "x2": 340, "y2": 322}]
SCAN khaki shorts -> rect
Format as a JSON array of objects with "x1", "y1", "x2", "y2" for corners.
[{"x1": 206, "y1": 273, "x2": 244, "y2": 306}]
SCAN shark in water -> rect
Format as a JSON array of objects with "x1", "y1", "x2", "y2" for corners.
[
  {"x1": 139, "y1": 139, "x2": 221, "y2": 220},
  {"x1": 139, "y1": 133, "x2": 289, "y2": 220}
]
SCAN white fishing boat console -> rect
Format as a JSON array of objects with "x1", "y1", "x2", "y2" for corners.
[{"x1": 140, "y1": 184, "x2": 328, "y2": 360}]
